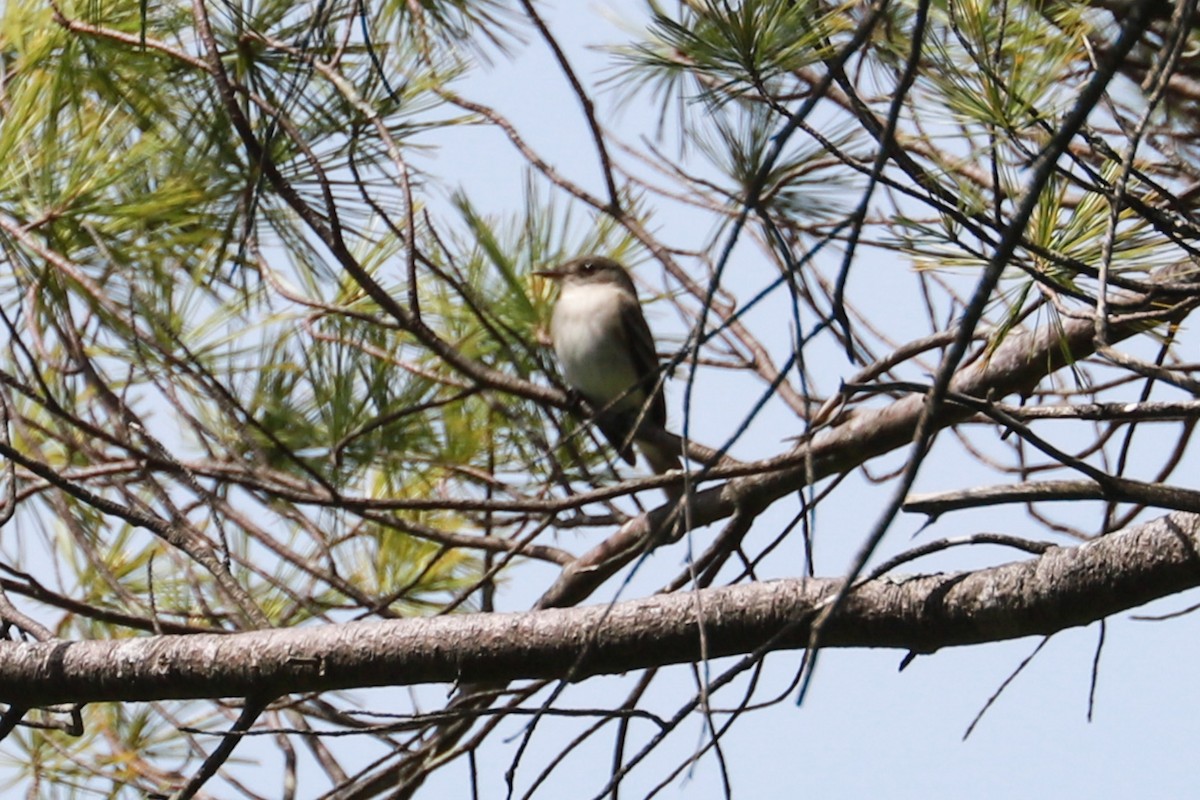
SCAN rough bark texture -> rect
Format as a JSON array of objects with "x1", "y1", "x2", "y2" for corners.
[{"x1": 6, "y1": 511, "x2": 1196, "y2": 708}]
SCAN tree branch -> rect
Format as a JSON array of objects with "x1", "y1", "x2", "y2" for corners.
[
  {"x1": 4, "y1": 511, "x2": 1197, "y2": 708},
  {"x1": 539, "y1": 267, "x2": 1200, "y2": 608}
]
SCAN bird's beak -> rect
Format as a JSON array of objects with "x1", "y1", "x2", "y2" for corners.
[{"x1": 533, "y1": 268, "x2": 564, "y2": 280}]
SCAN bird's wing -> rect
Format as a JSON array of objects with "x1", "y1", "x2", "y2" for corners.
[
  {"x1": 618, "y1": 296, "x2": 667, "y2": 429},
  {"x1": 594, "y1": 415, "x2": 637, "y2": 466}
]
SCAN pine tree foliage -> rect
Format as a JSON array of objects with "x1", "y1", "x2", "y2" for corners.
[{"x1": 0, "y1": 0, "x2": 1198, "y2": 796}]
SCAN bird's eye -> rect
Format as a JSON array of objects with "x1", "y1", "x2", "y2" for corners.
[{"x1": 580, "y1": 261, "x2": 595, "y2": 273}]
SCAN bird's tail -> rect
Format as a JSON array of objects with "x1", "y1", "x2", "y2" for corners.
[{"x1": 639, "y1": 440, "x2": 684, "y2": 505}]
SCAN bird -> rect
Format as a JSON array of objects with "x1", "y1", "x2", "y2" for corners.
[{"x1": 536, "y1": 256, "x2": 682, "y2": 478}]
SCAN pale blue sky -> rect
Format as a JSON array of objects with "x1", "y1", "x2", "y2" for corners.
[{"x1": 403, "y1": 4, "x2": 1200, "y2": 799}]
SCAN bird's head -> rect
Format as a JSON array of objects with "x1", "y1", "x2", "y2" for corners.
[{"x1": 535, "y1": 256, "x2": 635, "y2": 293}]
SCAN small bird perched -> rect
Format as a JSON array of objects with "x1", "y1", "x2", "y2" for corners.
[{"x1": 536, "y1": 256, "x2": 682, "y2": 477}]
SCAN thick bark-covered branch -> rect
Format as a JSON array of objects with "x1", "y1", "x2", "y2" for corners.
[{"x1": 6, "y1": 511, "x2": 1198, "y2": 708}]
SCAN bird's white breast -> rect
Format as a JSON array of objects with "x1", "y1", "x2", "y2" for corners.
[{"x1": 550, "y1": 283, "x2": 642, "y2": 411}]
